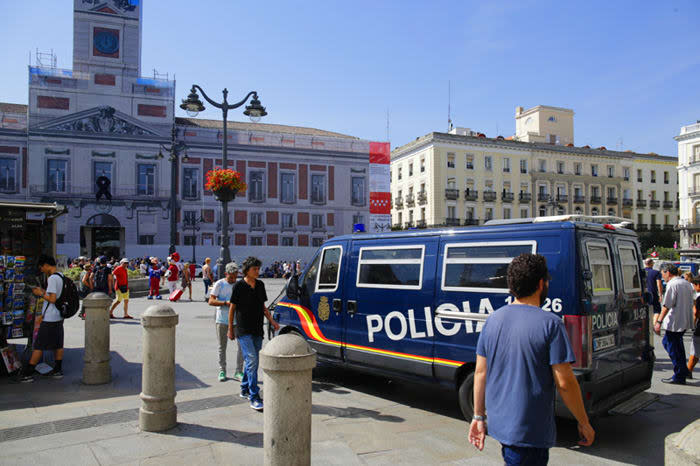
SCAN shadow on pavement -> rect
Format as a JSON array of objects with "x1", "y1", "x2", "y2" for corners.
[
  {"x1": 312, "y1": 404, "x2": 405, "y2": 423},
  {"x1": 162, "y1": 422, "x2": 262, "y2": 447},
  {"x1": 0, "y1": 347, "x2": 210, "y2": 410}
]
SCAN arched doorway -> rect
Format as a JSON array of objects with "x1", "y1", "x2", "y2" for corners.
[{"x1": 81, "y1": 213, "x2": 124, "y2": 259}]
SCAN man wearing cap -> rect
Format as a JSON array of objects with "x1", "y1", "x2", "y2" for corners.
[
  {"x1": 109, "y1": 258, "x2": 133, "y2": 319},
  {"x1": 208, "y1": 262, "x2": 244, "y2": 382}
]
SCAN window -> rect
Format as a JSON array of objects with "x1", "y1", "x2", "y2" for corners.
[
  {"x1": 607, "y1": 187, "x2": 616, "y2": 198},
  {"x1": 520, "y1": 159, "x2": 528, "y2": 174},
  {"x1": 447, "y1": 205, "x2": 456, "y2": 219},
  {"x1": 520, "y1": 208, "x2": 528, "y2": 218},
  {"x1": 623, "y1": 167, "x2": 630, "y2": 181},
  {"x1": 664, "y1": 171, "x2": 669, "y2": 184},
  {"x1": 591, "y1": 164, "x2": 598, "y2": 177},
  {"x1": 137, "y1": 163, "x2": 155, "y2": 195},
  {"x1": 447, "y1": 154, "x2": 455, "y2": 168},
  {"x1": 485, "y1": 207, "x2": 493, "y2": 220},
  {"x1": 317, "y1": 246, "x2": 342, "y2": 292},
  {"x1": 312, "y1": 237, "x2": 324, "y2": 247},
  {"x1": 586, "y1": 243, "x2": 614, "y2": 295},
  {"x1": 466, "y1": 155, "x2": 474, "y2": 170},
  {"x1": 591, "y1": 207, "x2": 599, "y2": 215},
  {"x1": 357, "y1": 246, "x2": 424, "y2": 289},
  {"x1": 607, "y1": 166, "x2": 615, "y2": 178},
  {"x1": 281, "y1": 213, "x2": 294, "y2": 229},
  {"x1": 485, "y1": 156, "x2": 492, "y2": 171},
  {"x1": 574, "y1": 162, "x2": 582, "y2": 176},
  {"x1": 538, "y1": 159, "x2": 546, "y2": 172},
  {"x1": 94, "y1": 161, "x2": 112, "y2": 192},
  {"x1": 47, "y1": 159, "x2": 68, "y2": 192},
  {"x1": 250, "y1": 236, "x2": 263, "y2": 246},
  {"x1": 539, "y1": 206, "x2": 547, "y2": 216},
  {"x1": 249, "y1": 171, "x2": 264, "y2": 202},
  {"x1": 353, "y1": 213, "x2": 364, "y2": 225},
  {"x1": 503, "y1": 158, "x2": 510, "y2": 173},
  {"x1": 184, "y1": 235, "x2": 196, "y2": 246},
  {"x1": 183, "y1": 167, "x2": 199, "y2": 199},
  {"x1": 351, "y1": 177, "x2": 365, "y2": 206},
  {"x1": 282, "y1": 237, "x2": 294, "y2": 246},
  {"x1": 250, "y1": 212, "x2": 263, "y2": 228},
  {"x1": 557, "y1": 161, "x2": 564, "y2": 174},
  {"x1": 637, "y1": 169, "x2": 643, "y2": 182},
  {"x1": 408, "y1": 163, "x2": 413, "y2": 177},
  {"x1": 56, "y1": 234, "x2": 65, "y2": 244},
  {"x1": 138, "y1": 235, "x2": 154, "y2": 245},
  {"x1": 281, "y1": 172, "x2": 296, "y2": 203},
  {"x1": 503, "y1": 207, "x2": 511, "y2": 219},
  {"x1": 311, "y1": 174, "x2": 326, "y2": 204},
  {"x1": 398, "y1": 167, "x2": 403, "y2": 180},
  {"x1": 650, "y1": 170, "x2": 656, "y2": 183},
  {"x1": 312, "y1": 214, "x2": 324, "y2": 229},
  {"x1": 0, "y1": 158, "x2": 16, "y2": 192},
  {"x1": 420, "y1": 158, "x2": 425, "y2": 172},
  {"x1": 442, "y1": 241, "x2": 536, "y2": 292}
]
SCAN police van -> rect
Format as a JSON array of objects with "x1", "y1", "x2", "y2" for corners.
[{"x1": 272, "y1": 216, "x2": 654, "y2": 420}]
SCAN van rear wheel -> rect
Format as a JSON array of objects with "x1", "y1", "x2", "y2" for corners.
[{"x1": 457, "y1": 371, "x2": 475, "y2": 421}]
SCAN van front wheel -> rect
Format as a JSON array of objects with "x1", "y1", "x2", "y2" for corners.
[{"x1": 457, "y1": 371, "x2": 475, "y2": 421}]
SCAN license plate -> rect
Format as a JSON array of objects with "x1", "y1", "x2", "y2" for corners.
[{"x1": 594, "y1": 334, "x2": 616, "y2": 351}]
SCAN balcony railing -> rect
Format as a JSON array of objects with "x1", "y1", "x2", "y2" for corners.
[
  {"x1": 590, "y1": 196, "x2": 602, "y2": 204},
  {"x1": 464, "y1": 190, "x2": 478, "y2": 201},
  {"x1": 519, "y1": 192, "x2": 532, "y2": 202},
  {"x1": 606, "y1": 197, "x2": 618, "y2": 205},
  {"x1": 573, "y1": 195, "x2": 586, "y2": 204},
  {"x1": 445, "y1": 188, "x2": 459, "y2": 200},
  {"x1": 663, "y1": 201, "x2": 674, "y2": 209},
  {"x1": 281, "y1": 223, "x2": 296, "y2": 232},
  {"x1": 404, "y1": 221, "x2": 414, "y2": 228},
  {"x1": 29, "y1": 184, "x2": 170, "y2": 201},
  {"x1": 556, "y1": 194, "x2": 568, "y2": 203},
  {"x1": 405, "y1": 194, "x2": 415, "y2": 207},
  {"x1": 416, "y1": 220, "x2": 427, "y2": 228},
  {"x1": 689, "y1": 188, "x2": 700, "y2": 197},
  {"x1": 483, "y1": 191, "x2": 497, "y2": 202},
  {"x1": 636, "y1": 224, "x2": 648, "y2": 231},
  {"x1": 394, "y1": 196, "x2": 404, "y2": 208},
  {"x1": 650, "y1": 200, "x2": 660, "y2": 209},
  {"x1": 636, "y1": 199, "x2": 647, "y2": 207},
  {"x1": 537, "y1": 193, "x2": 550, "y2": 202},
  {"x1": 502, "y1": 192, "x2": 514, "y2": 202},
  {"x1": 650, "y1": 224, "x2": 661, "y2": 231},
  {"x1": 417, "y1": 191, "x2": 428, "y2": 205},
  {"x1": 445, "y1": 218, "x2": 461, "y2": 226},
  {"x1": 464, "y1": 218, "x2": 479, "y2": 226},
  {"x1": 664, "y1": 224, "x2": 674, "y2": 230},
  {"x1": 622, "y1": 198, "x2": 633, "y2": 207}
]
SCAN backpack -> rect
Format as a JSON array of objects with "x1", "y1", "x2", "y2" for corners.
[
  {"x1": 51, "y1": 273, "x2": 80, "y2": 319},
  {"x1": 94, "y1": 265, "x2": 109, "y2": 292}
]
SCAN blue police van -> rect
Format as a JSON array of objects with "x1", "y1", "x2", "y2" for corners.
[{"x1": 272, "y1": 216, "x2": 654, "y2": 420}]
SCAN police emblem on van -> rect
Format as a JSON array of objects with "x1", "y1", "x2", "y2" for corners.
[{"x1": 318, "y1": 296, "x2": 330, "y2": 321}]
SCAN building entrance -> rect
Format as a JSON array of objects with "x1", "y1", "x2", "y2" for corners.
[{"x1": 81, "y1": 214, "x2": 124, "y2": 259}]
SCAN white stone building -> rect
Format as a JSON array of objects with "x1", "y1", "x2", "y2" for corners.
[{"x1": 676, "y1": 120, "x2": 700, "y2": 254}]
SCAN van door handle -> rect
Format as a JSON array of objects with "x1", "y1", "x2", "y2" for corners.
[
  {"x1": 347, "y1": 300, "x2": 357, "y2": 315},
  {"x1": 332, "y1": 298, "x2": 342, "y2": 314}
]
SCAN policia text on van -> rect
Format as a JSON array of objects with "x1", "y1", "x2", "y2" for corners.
[{"x1": 271, "y1": 216, "x2": 655, "y2": 420}]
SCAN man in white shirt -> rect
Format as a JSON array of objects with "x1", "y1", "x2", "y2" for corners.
[
  {"x1": 208, "y1": 262, "x2": 244, "y2": 382},
  {"x1": 21, "y1": 254, "x2": 65, "y2": 382}
]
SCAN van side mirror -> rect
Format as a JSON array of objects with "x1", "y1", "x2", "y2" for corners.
[{"x1": 286, "y1": 274, "x2": 300, "y2": 300}]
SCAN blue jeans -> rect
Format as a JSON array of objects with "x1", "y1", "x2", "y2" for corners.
[
  {"x1": 662, "y1": 331, "x2": 689, "y2": 382},
  {"x1": 203, "y1": 279, "x2": 212, "y2": 296},
  {"x1": 502, "y1": 445, "x2": 549, "y2": 466},
  {"x1": 238, "y1": 334, "x2": 263, "y2": 399}
]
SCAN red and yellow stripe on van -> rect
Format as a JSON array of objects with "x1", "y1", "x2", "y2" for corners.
[{"x1": 278, "y1": 301, "x2": 465, "y2": 368}]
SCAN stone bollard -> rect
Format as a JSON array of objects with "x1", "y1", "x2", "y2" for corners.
[
  {"x1": 665, "y1": 418, "x2": 700, "y2": 465},
  {"x1": 82, "y1": 292, "x2": 113, "y2": 385},
  {"x1": 260, "y1": 333, "x2": 317, "y2": 466},
  {"x1": 139, "y1": 304, "x2": 179, "y2": 432}
]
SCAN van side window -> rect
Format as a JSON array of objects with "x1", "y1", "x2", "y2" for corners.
[
  {"x1": 441, "y1": 241, "x2": 536, "y2": 293},
  {"x1": 586, "y1": 243, "x2": 614, "y2": 295},
  {"x1": 303, "y1": 253, "x2": 321, "y2": 293},
  {"x1": 618, "y1": 244, "x2": 641, "y2": 292},
  {"x1": 356, "y1": 245, "x2": 424, "y2": 289},
  {"x1": 317, "y1": 246, "x2": 342, "y2": 292}
]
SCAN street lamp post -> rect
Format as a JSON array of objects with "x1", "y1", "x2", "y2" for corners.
[
  {"x1": 183, "y1": 213, "x2": 205, "y2": 265},
  {"x1": 180, "y1": 85, "x2": 267, "y2": 279},
  {"x1": 546, "y1": 196, "x2": 562, "y2": 216},
  {"x1": 158, "y1": 125, "x2": 189, "y2": 255}
]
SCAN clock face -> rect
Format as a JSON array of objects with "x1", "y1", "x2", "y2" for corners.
[{"x1": 93, "y1": 28, "x2": 120, "y2": 57}]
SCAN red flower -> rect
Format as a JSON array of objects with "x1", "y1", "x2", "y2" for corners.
[{"x1": 205, "y1": 169, "x2": 247, "y2": 193}]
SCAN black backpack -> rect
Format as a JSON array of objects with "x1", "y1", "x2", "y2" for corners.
[
  {"x1": 93, "y1": 266, "x2": 109, "y2": 293},
  {"x1": 51, "y1": 273, "x2": 80, "y2": 319}
]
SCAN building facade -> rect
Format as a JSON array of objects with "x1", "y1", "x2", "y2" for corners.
[
  {"x1": 0, "y1": 0, "x2": 372, "y2": 264},
  {"x1": 391, "y1": 106, "x2": 678, "y2": 235},
  {"x1": 676, "y1": 120, "x2": 700, "y2": 253}
]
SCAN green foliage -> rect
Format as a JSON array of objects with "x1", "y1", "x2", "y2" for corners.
[
  {"x1": 637, "y1": 230, "x2": 677, "y2": 254},
  {"x1": 127, "y1": 269, "x2": 141, "y2": 279},
  {"x1": 644, "y1": 246, "x2": 679, "y2": 261},
  {"x1": 60, "y1": 267, "x2": 82, "y2": 281}
]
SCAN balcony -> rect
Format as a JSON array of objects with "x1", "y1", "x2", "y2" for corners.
[
  {"x1": 590, "y1": 196, "x2": 602, "y2": 204},
  {"x1": 636, "y1": 224, "x2": 648, "y2": 231},
  {"x1": 417, "y1": 191, "x2": 428, "y2": 205},
  {"x1": 404, "y1": 221, "x2": 414, "y2": 228},
  {"x1": 556, "y1": 194, "x2": 568, "y2": 203},
  {"x1": 464, "y1": 218, "x2": 480, "y2": 226},
  {"x1": 416, "y1": 220, "x2": 427, "y2": 228},
  {"x1": 636, "y1": 199, "x2": 647, "y2": 207},
  {"x1": 394, "y1": 196, "x2": 404, "y2": 209},
  {"x1": 445, "y1": 188, "x2": 459, "y2": 200},
  {"x1": 312, "y1": 223, "x2": 326, "y2": 232},
  {"x1": 689, "y1": 188, "x2": 700, "y2": 197},
  {"x1": 537, "y1": 193, "x2": 550, "y2": 202},
  {"x1": 249, "y1": 223, "x2": 265, "y2": 232},
  {"x1": 405, "y1": 194, "x2": 416, "y2": 207},
  {"x1": 606, "y1": 197, "x2": 618, "y2": 205},
  {"x1": 502, "y1": 192, "x2": 514, "y2": 202},
  {"x1": 281, "y1": 223, "x2": 296, "y2": 232},
  {"x1": 519, "y1": 192, "x2": 532, "y2": 202},
  {"x1": 483, "y1": 191, "x2": 497, "y2": 202},
  {"x1": 445, "y1": 218, "x2": 461, "y2": 226},
  {"x1": 310, "y1": 195, "x2": 326, "y2": 206},
  {"x1": 650, "y1": 224, "x2": 661, "y2": 231},
  {"x1": 29, "y1": 184, "x2": 170, "y2": 202},
  {"x1": 663, "y1": 201, "x2": 674, "y2": 209},
  {"x1": 573, "y1": 195, "x2": 586, "y2": 204},
  {"x1": 622, "y1": 198, "x2": 633, "y2": 207},
  {"x1": 664, "y1": 224, "x2": 674, "y2": 230},
  {"x1": 650, "y1": 200, "x2": 660, "y2": 209},
  {"x1": 464, "y1": 190, "x2": 478, "y2": 201}
]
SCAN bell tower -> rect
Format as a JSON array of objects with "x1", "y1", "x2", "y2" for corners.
[{"x1": 72, "y1": 0, "x2": 142, "y2": 78}]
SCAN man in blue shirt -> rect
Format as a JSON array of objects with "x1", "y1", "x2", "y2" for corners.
[
  {"x1": 469, "y1": 253, "x2": 594, "y2": 464},
  {"x1": 644, "y1": 259, "x2": 663, "y2": 316}
]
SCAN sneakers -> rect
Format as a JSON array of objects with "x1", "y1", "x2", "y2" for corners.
[
  {"x1": 250, "y1": 397, "x2": 263, "y2": 411},
  {"x1": 240, "y1": 389, "x2": 250, "y2": 399},
  {"x1": 19, "y1": 374, "x2": 34, "y2": 383},
  {"x1": 233, "y1": 371, "x2": 244, "y2": 381},
  {"x1": 156, "y1": 295, "x2": 162, "y2": 300},
  {"x1": 147, "y1": 295, "x2": 153, "y2": 300},
  {"x1": 44, "y1": 369, "x2": 64, "y2": 379},
  {"x1": 218, "y1": 371, "x2": 226, "y2": 382}
]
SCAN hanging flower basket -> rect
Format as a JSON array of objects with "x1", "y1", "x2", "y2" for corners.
[{"x1": 205, "y1": 168, "x2": 246, "y2": 202}]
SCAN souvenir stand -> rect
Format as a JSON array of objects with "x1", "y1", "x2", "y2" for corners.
[{"x1": 0, "y1": 201, "x2": 66, "y2": 375}]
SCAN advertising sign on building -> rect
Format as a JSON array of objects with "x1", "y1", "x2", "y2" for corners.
[{"x1": 368, "y1": 142, "x2": 391, "y2": 233}]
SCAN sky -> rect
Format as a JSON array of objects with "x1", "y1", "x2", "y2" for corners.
[{"x1": 1, "y1": 0, "x2": 699, "y2": 156}]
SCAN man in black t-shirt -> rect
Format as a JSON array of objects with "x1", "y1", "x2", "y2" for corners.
[{"x1": 228, "y1": 256, "x2": 280, "y2": 411}]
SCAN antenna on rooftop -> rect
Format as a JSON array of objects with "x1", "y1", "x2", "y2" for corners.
[
  {"x1": 447, "y1": 80, "x2": 453, "y2": 132},
  {"x1": 616, "y1": 137, "x2": 624, "y2": 151},
  {"x1": 35, "y1": 48, "x2": 57, "y2": 68}
]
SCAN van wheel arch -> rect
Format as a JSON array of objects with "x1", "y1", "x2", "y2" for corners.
[{"x1": 455, "y1": 362, "x2": 476, "y2": 421}]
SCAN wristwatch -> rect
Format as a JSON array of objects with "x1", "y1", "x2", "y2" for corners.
[{"x1": 473, "y1": 415, "x2": 486, "y2": 422}]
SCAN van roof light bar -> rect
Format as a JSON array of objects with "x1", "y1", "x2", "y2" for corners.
[{"x1": 485, "y1": 215, "x2": 633, "y2": 227}]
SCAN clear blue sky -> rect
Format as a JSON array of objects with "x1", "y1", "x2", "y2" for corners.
[{"x1": 1, "y1": 0, "x2": 699, "y2": 156}]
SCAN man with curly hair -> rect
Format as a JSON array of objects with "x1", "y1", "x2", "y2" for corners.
[{"x1": 469, "y1": 253, "x2": 595, "y2": 464}]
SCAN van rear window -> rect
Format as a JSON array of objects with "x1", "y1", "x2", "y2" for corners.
[
  {"x1": 442, "y1": 241, "x2": 536, "y2": 293},
  {"x1": 586, "y1": 243, "x2": 614, "y2": 295},
  {"x1": 618, "y1": 245, "x2": 641, "y2": 292},
  {"x1": 356, "y1": 245, "x2": 424, "y2": 289}
]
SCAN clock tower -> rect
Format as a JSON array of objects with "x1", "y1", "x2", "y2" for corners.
[{"x1": 72, "y1": 0, "x2": 142, "y2": 78}]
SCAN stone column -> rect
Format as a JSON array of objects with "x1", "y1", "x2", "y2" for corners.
[
  {"x1": 665, "y1": 418, "x2": 700, "y2": 465},
  {"x1": 139, "y1": 304, "x2": 179, "y2": 432},
  {"x1": 260, "y1": 333, "x2": 317, "y2": 466},
  {"x1": 82, "y1": 292, "x2": 112, "y2": 385}
]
